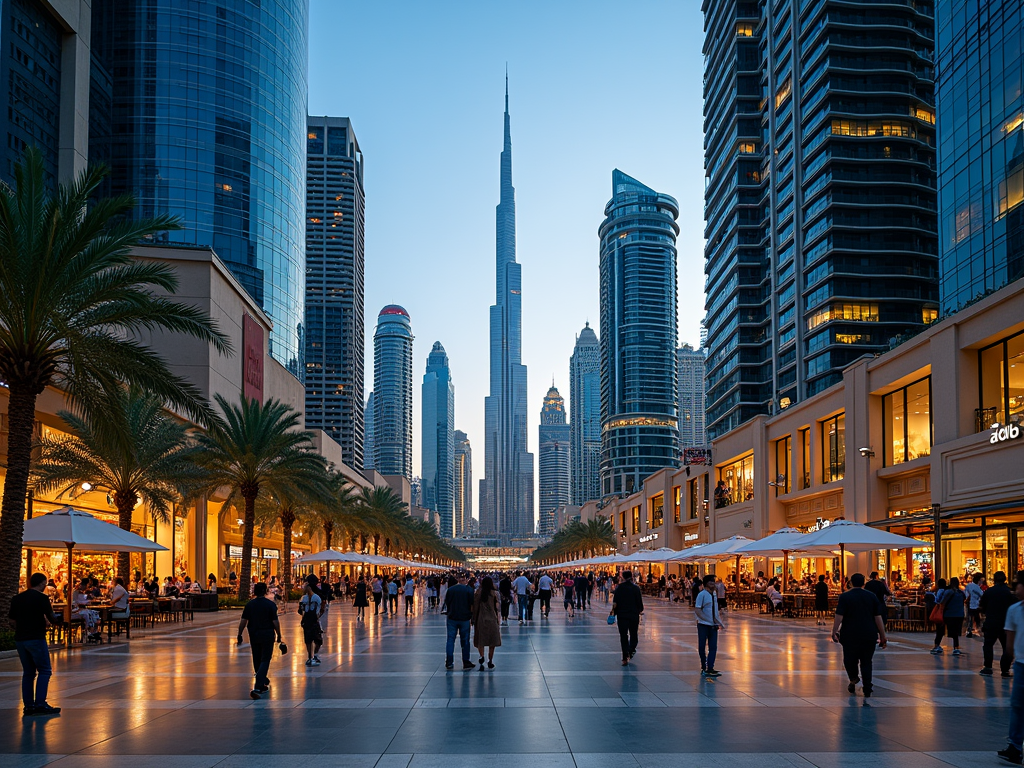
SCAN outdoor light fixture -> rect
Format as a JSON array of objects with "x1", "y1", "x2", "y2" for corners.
[
  {"x1": 80, "y1": 482, "x2": 92, "y2": 491},
  {"x1": 858, "y1": 447, "x2": 875, "y2": 458}
]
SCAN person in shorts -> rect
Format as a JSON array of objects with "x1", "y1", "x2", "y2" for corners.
[{"x1": 298, "y1": 580, "x2": 323, "y2": 666}]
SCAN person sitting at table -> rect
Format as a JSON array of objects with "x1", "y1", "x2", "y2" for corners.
[
  {"x1": 72, "y1": 579, "x2": 101, "y2": 642},
  {"x1": 163, "y1": 577, "x2": 179, "y2": 598},
  {"x1": 208, "y1": 574, "x2": 218, "y2": 594},
  {"x1": 88, "y1": 578, "x2": 102, "y2": 598},
  {"x1": 765, "y1": 581, "x2": 784, "y2": 614},
  {"x1": 189, "y1": 578, "x2": 202, "y2": 594}
]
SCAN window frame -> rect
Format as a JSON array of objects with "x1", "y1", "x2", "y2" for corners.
[
  {"x1": 882, "y1": 375, "x2": 933, "y2": 466},
  {"x1": 978, "y1": 329, "x2": 1024, "y2": 432},
  {"x1": 774, "y1": 435, "x2": 792, "y2": 495},
  {"x1": 821, "y1": 413, "x2": 846, "y2": 484}
]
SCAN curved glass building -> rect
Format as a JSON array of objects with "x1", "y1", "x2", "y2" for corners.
[
  {"x1": 90, "y1": 0, "x2": 309, "y2": 372},
  {"x1": 373, "y1": 305, "x2": 414, "y2": 480},
  {"x1": 599, "y1": 170, "x2": 680, "y2": 500}
]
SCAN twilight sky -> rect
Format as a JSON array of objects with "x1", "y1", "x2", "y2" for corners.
[{"x1": 308, "y1": 0, "x2": 707, "y2": 521}]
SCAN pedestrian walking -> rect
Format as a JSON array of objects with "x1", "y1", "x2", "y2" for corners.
[
  {"x1": 980, "y1": 571, "x2": 1015, "y2": 677},
  {"x1": 472, "y1": 576, "x2": 502, "y2": 669},
  {"x1": 998, "y1": 571, "x2": 1024, "y2": 764},
  {"x1": 929, "y1": 578, "x2": 948, "y2": 653},
  {"x1": 831, "y1": 572, "x2": 887, "y2": 698},
  {"x1": 537, "y1": 572, "x2": 553, "y2": 618},
  {"x1": 237, "y1": 581, "x2": 283, "y2": 699},
  {"x1": 353, "y1": 576, "x2": 369, "y2": 620},
  {"x1": 512, "y1": 571, "x2": 532, "y2": 623},
  {"x1": 371, "y1": 576, "x2": 383, "y2": 615},
  {"x1": 715, "y1": 576, "x2": 727, "y2": 611},
  {"x1": 966, "y1": 573, "x2": 984, "y2": 637},
  {"x1": 404, "y1": 576, "x2": 415, "y2": 615},
  {"x1": 562, "y1": 574, "x2": 575, "y2": 616},
  {"x1": 864, "y1": 572, "x2": 892, "y2": 628},
  {"x1": 574, "y1": 572, "x2": 588, "y2": 610},
  {"x1": 439, "y1": 575, "x2": 450, "y2": 614},
  {"x1": 694, "y1": 574, "x2": 726, "y2": 678},
  {"x1": 387, "y1": 575, "x2": 399, "y2": 614},
  {"x1": 611, "y1": 570, "x2": 644, "y2": 666},
  {"x1": 810, "y1": 574, "x2": 830, "y2": 626},
  {"x1": 310, "y1": 574, "x2": 331, "y2": 636},
  {"x1": 498, "y1": 573, "x2": 511, "y2": 624},
  {"x1": 9, "y1": 573, "x2": 60, "y2": 716},
  {"x1": 444, "y1": 574, "x2": 476, "y2": 670},
  {"x1": 298, "y1": 580, "x2": 323, "y2": 666},
  {"x1": 941, "y1": 577, "x2": 967, "y2": 656}
]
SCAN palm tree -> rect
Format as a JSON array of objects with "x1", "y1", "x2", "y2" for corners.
[
  {"x1": 0, "y1": 149, "x2": 229, "y2": 615},
  {"x1": 530, "y1": 516, "x2": 616, "y2": 565},
  {"x1": 32, "y1": 386, "x2": 206, "y2": 582},
  {"x1": 310, "y1": 472, "x2": 361, "y2": 550},
  {"x1": 358, "y1": 485, "x2": 408, "y2": 555},
  {"x1": 194, "y1": 394, "x2": 327, "y2": 600}
]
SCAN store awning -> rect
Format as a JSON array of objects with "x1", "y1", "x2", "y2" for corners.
[{"x1": 867, "y1": 499, "x2": 1024, "y2": 529}]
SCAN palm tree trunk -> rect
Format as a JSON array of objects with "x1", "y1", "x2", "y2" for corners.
[
  {"x1": 113, "y1": 491, "x2": 138, "y2": 584},
  {"x1": 324, "y1": 521, "x2": 334, "y2": 550},
  {"x1": 0, "y1": 384, "x2": 41, "y2": 619},
  {"x1": 282, "y1": 519, "x2": 293, "y2": 598},
  {"x1": 349, "y1": 534, "x2": 357, "y2": 552},
  {"x1": 373, "y1": 534, "x2": 381, "y2": 555},
  {"x1": 238, "y1": 491, "x2": 257, "y2": 601}
]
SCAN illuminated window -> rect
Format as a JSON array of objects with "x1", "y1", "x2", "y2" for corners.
[
  {"x1": 631, "y1": 506, "x2": 641, "y2": 535},
  {"x1": 736, "y1": 22, "x2": 754, "y2": 36},
  {"x1": 836, "y1": 333, "x2": 869, "y2": 344},
  {"x1": 922, "y1": 308, "x2": 938, "y2": 324},
  {"x1": 1004, "y1": 113, "x2": 1023, "y2": 134},
  {"x1": 719, "y1": 454, "x2": 754, "y2": 504},
  {"x1": 979, "y1": 330, "x2": 1024, "y2": 431},
  {"x1": 308, "y1": 217, "x2": 321, "y2": 223},
  {"x1": 997, "y1": 166, "x2": 1023, "y2": 216},
  {"x1": 913, "y1": 106, "x2": 935, "y2": 124},
  {"x1": 672, "y1": 486, "x2": 681, "y2": 523},
  {"x1": 619, "y1": 511, "x2": 626, "y2": 536},
  {"x1": 738, "y1": 142, "x2": 757, "y2": 154},
  {"x1": 650, "y1": 495, "x2": 664, "y2": 528},
  {"x1": 884, "y1": 377, "x2": 931, "y2": 466},
  {"x1": 807, "y1": 303, "x2": 879, "y2": 331},
  {"x1": 798, "y1": 427, "x2": 810, "y2": 489},
  {"x1": 603, "y1": 416, "x2": 678, "y2": 432},
  {"x1": 219, "y1": 183, "x2": 232, "y2": 192},
  {"x1": 775, "y1": 77, "x2": 792, "y2": 109},
  {"x1": 821, "y1": 413, "x2": 845, "y2": 483},
  {"x1": 774, "y1": 436, "x2": 791, "y2": 495},
  {"x1": 687, "y1": 479, "x2": 699, "y2": 520},
  {"x1": 830, "y1": 119, "x2": 916, "y2": 139},
  {"x1": 307, "y1": 132, "x2": 318, "y2": 140}
]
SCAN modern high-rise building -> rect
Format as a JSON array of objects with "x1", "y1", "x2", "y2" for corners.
[
  {"x1": 304, "y1": 116, "x2": 365, "y2": 469},
  {"x1": 363, "y1": 393, "x2": 375, "y2": 472},
  {"x1": 538, "y1": 385, "x2": 571, "y2": 538},
  {"x1": 90, "y1": 0, "x2": 309, "y2": 374},
  {"x1": 481, "y1": 77, "x2": 534, "y2": 537},
  {"x1": 599, "y1": 170, "x2": 680, "y2": 500},
  {"x1": 569, "y1": 323, "x2": 601, "y2": 506},
  {"x1": 702, "y1": 0, "x2": 939, "y2": 440},
  {"x1": 0, "y1": 0, "x2": 92, "y2": 190},
  {"x1": 422, "y1": 341, "x2": 455, "y2": 537},
  {"x1": 453, "y1": 430, "x2": 472, "y2": 538},
  {"x1": 937, "y1": 0, "x2": 1024, "y2": 312},
  {"x1": 372, "y1": 305, "x2": 414, "y2": 479},
  {"x1": 678, "y1": 344, "x2": 707, "y2": 448}
]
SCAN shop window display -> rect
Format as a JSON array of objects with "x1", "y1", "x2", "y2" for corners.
[
  {"x1": 821, "y1": 413, "x2": 845, "y2": 483},
  {"x1": 979, "y1": 330, "x2": 1024, "y2": 431},
  {"x1": 883, "y1": 376, "x2": 932, "y2": 466},
  {"x1": 719, "y1": 454, "x2": 754, "y2": 504}
]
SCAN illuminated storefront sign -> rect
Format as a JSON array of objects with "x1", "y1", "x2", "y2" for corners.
[
  {"x1": 684, "y1": 532, "x2": 700, "y2": 542},
  {"x1": 990, "y1": 422, "x2": 1022, "y2": 443},
  {"x1": 638, "y1": 533, "x2": 659, "y2": 543},
  {"x1": 228, "y1": 546, "x2": 259, "y2": 559}
]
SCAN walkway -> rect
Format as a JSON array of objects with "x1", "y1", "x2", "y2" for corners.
[{"x1": 0, "y1": 595, "x2": 1011, "y2": 767}]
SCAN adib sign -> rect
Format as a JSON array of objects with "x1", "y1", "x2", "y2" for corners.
[{"x1": 990, "y1": 422, "x2": 1022, "y2": 444}]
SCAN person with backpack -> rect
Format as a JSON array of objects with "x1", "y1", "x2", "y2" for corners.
[
  {"x1": 298, "y1": 580, "x2": 324, "y2": 667},
  {"x1": 309, "y1": 574, "x2": 331, "y2": 637}
]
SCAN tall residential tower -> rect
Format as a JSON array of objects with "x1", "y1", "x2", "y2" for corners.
[
  {"x1": 599, "y1": 170, "x2": 680, "y2": 499},
  {"x1": 677, "y1": 344, "x2": 707, "y2": 448},
  {"x1": 422, "y1": 342, "x2": 455, "y2": 537},
  {"x1": 569, "y1": 323, "x2": 601, "y2": 505},
  {"x1": 481, "y1": 77, "x2": 534, "y2": 537},
  {"x1": 702, "y1": 0, "x2": 938, "y2": 439},
  {"x1": 538, "y1": 385, "x2": 571, "y2": 537},
  {"x1": 372, "y1": 306, "x2": 414, "y2": 479},
  {"x1": 453, "y1": 430, "x2": 473, "y2": 538},
  {"x1": 304, "y1": 116, "x2": 365, "y2": 468}
]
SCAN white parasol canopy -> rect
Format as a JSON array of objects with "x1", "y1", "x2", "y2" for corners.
[
  {"x1": 23, "y1": 506, "x2": 169, "y2": 553},
  {"x1": 798, "y1": 519, "x2": 930, "y2": 584},
  {"x1": 622, "y1": 547, "x2": 680, "y2": 563},
  {"x1": 293, "y1": 549, "x2": 365, "y2": 565},
  {"x1": 668, "y1": 536, "x2": 755, "y2": 562}
]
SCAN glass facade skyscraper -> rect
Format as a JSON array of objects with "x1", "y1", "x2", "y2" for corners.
[
  {"x1": 599, "y1": 170, "x2": 679, "y2": 500},
  {"x1": 678, "y1": 344, "x2": 707, "y2": 448},
  {"x1": 305, "y1": 116, "x2": 366, "y2": 469},
  {"x1": 569, "y1": 323, "x2": 601, "y2": 506},
  {"x1": 538, "y1": 385, "x2": 570, "y2": 538},
  {"x1": 481, "y1": 78, "x2": 534, "y2": 537},
  {"x1": 363, "y1": 393, "x2": 375, "y2": 472},
  {"x1": 422, "y1": 341, "x2": 455, "y2": 537},
  {"x1": 702, "y1": 0, "x2": 939, "y2": 440},
  {"x1": 453, "y1": 430, "x2": 472, "y2": 538},
  {"x1": 90, "y1": 0, "x2": 309, "y2": 373},
  {"x1": 372, "y1": 306, "x2": 414, "y2": 479},
  {"x1": 937, "y1": 0, "x2": 1024, "y2": 312}
]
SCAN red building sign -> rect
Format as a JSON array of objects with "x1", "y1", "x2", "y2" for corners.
[{"x1": 242, "y1": 314, "x2": 264, "y2": 403}]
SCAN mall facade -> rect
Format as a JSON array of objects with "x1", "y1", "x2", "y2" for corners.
[
  {"x1": 3, "y1": 245, "x2": 370, "y2": 589},
  {"x1": 710, "y1": 278, "x2": 1024, "y2": 584}
]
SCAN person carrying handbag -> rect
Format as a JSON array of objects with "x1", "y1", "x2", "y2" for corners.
[{"x1": 929, "y1": 578, "x2": 948, "y2": 654}]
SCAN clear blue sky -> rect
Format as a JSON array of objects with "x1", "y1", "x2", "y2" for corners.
[{"x1": 309, "y1": 0, "x2": 707, "y2": 521}]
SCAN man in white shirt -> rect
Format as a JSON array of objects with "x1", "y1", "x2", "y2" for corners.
[
  {"x1": 298, "y1": 581, "x2": 323, "y2": 666},
  {"x1": 694, "y1": 575, "x2": 726, "y2": 677},
  {"x1": 965, "y1": 573, "x2": 984, "y2": 638},
  {"x1": 512, "y1": 572, "x2": 532, "y2": 624},
  {"x1": 537, "y1": 573, "x2": 554, "y2": 618},
  {"x1": 998, "y1": 572, "x2": 1024, "y2": 763}
]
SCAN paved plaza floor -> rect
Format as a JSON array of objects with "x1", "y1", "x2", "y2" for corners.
[{"x1": 0, "y1": 595, "x2": 1013, "y2": 767}]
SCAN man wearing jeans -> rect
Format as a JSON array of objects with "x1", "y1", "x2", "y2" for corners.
[
  {"x1": 998, "y1": 571, "x2": 1024, "y2": 764},
  {"x1": 8, "y1": 573, "x2": 60, "y2": 716},
  {"x1": 694, "y1": 575, "x2": 726, "y2": 677},
  {"x1": 443, "y1": 574, "x2": 476, "y2": 670},
  {"x1": 512, "y1": 571, "x2": 532, "y2": 624}
]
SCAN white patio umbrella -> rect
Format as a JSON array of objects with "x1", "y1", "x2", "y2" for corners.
[
  {"x1": 22, "y1": 506, "x2": 168, "y2": 629},
  {"x1": 798, "y1": 519, "x2": 930, "y2": 585},
  {"x1": 622, "y1": 547, "x2": 680, "y2": 563},
  {"x1": 733, "y1": 528, "x2": 828, "y2": 592},
  {"x1": 293, "y1": 549, "x2": 365, "y2": 564},
  {"x1": 669, "y1": 536, "x2": 756, "y2": 590}
]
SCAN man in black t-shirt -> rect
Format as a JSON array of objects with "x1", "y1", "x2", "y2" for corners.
[
  {"x1": 8, "y1": 573, "x2": 60, "y2": 716},
  {"x1": 237, "y1": 582, "x2": 282, "y2": 699},
  {"x1": 831, "y1": 572, "x2": 888, "y2": 697},
  {"x1": 611, "y1": 571, "x2": 645, "y2": 665}
]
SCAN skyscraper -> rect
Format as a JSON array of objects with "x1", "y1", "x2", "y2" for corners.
[
  {"x1": 363, "y1": 393, "x2": 376, "y2": 472},
  {"x1": 599, "y1": 170, "x2": 679, "y2": 500},
  {"x1": 372, "y1": 306, "x2": 414, "y2": 479},
  {"x1": 305, "y1": 116, "x2": 365, "y2": 469},
  {"x1": 453, "y1": 430, "x2": 472, "y2": 538},
  {"x1": 569, "y1": 323, "x2": 601, "y2": 506},
  {"x1": 481, "y1": 77, "x2": 534, "y2": 537},
  {"x1": 422, "y1": 341, "x2": 455, "y2": 537},
  {"x1": 937, "y1": 0, "x2": 1024, "y2": 311},
  {"x1": 702, "y1": 0, "x2": 939, "y2": 440},
  {"x1": 538, "y1": 385, "x2": 571, "y2": 538},
  {"x1": 677, "y1": 344, "x2": 707, "y2": 448},
  {"x1": 90, "y1": 0, "x2": 309, "y2": 373}
]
